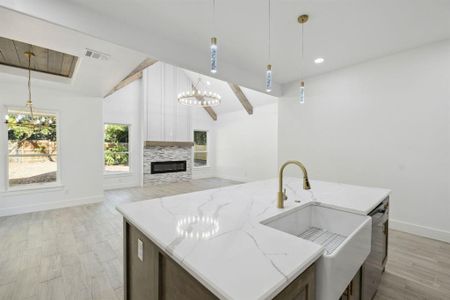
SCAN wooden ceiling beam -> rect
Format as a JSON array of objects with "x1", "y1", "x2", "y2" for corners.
[
  {"x1": 192, "y1": 84, "x2": 218, "y2": 121},
  {"x1": 104, "y1": 57, "x2": 157, "y2": 98},
  {"x1": 228, "y1": 82, "x2": 253, "y2": 115},
  {"x1": 203, "y1": 106, "x2": 218, "y2": 121}
]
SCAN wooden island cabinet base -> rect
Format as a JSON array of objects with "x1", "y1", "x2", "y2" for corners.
[{"x1": 124, "y1": 220, "x2": 316, "y2": 300}]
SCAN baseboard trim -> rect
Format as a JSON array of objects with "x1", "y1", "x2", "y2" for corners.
[
  {"x1": 192, "y1": 167, "x2": 214, "y2": 180},
  {"x1": 390, "y1": 218, "x2": 450, "y2": 243},
  {"x1": 0, "y1": 195, "x2": 105, "y2": 217},
  {"x1": 104, "y1": 182, "x2": 140, "y2": 190},
  {"x1": 214, "y1": 174, "x2": 250, "y2": 183}
]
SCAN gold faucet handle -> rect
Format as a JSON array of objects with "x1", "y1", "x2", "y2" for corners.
[{"x1": 283, "y1": 188, "x2": 288, "y2": 201}]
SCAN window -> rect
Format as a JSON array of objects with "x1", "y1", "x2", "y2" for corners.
[
  {"x1": 6, "y1": 110, "x2": 58, "y2": 188},
  {"x1": 104, "y1": 124, "x2": 130, "y2": 174},
  {"x1": 193, "y1": 130, "x2": 208, "y2": 167}
]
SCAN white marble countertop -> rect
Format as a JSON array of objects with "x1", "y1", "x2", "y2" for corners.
[{"x1": 117, "y1": 178, "x2": 390, "y2": 300}]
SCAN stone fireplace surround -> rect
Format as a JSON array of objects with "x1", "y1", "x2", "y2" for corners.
[{"x1": 143, "y1": 141, "x2": 193, "y2": 184}]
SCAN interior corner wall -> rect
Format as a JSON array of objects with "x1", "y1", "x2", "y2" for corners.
[
  {"x1": 0, "y1": 74, "x2": 104, "y2": 217},
  {"x1": 278, "y1": 40, "x2": 450, "y2": 242},
  {"x1": 215, "y1": 103, "x2": 278, "y2": 182},
  {"x1": 103, "y1": 79, "x2": 143, "y2": 189}
]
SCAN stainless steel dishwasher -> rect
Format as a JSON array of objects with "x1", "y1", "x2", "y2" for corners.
[{"x1": 362, "y1": 197, "x2": 389, "y2": 300}]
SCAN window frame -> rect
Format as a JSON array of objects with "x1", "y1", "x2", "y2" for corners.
[
  {"x1": 4, "y1": 107, "x2": 62, "y2": 192},
  {"x1": 193, "y1": 129, "x2": 209, "y2": 168},
  {"x1": 103, "y1": 122, "x2": 132, "y2": 176}
]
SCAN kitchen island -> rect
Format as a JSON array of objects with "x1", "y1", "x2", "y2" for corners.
[{"x1": 117, "y1": 178, "x2": 390, "y2": 300}]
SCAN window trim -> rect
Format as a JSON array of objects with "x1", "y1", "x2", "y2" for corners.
[
  {"x1": 4, "y1": 106, "x2": 62, "y2": 192},
  {"x1": 103, "y1": 122, "x2": 132, "y2": 176},
  {"x1": 193, "y1": 129, "x2": 209, "y2": 169}
]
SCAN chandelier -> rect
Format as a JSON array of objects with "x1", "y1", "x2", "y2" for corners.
[
  {"x1": 177, "y1": 79, "x2": 221, "y2": 107},
  {"x1": 25, "y1": 51, "x2": 35, "y2": 117},
  {"x1": 4, "y1": 51, "x2": 36, "y2": 124}
]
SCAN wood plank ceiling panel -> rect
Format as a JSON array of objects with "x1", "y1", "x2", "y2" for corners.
[
  {"x1": 0, "y1": 36, "x2": 78, "y2": 78},
  {"x1": 0, "y1": 49, "x2": 5, "y2": 63},
  {"x1": 61, "y1": 54, "x2": 74, "y2": 77},
  {"x1": 0, "y1": 38, "x2": 20, "y2": 66},
  {"x1": 31, "y1": 45, "x2": 49, "y2": 72},
  {"x1": 12, "y1": 40, "x2": 32, "y2": 68},
  {"x1": 47, "y1": 50, "x2": 63, "y2": 74}
]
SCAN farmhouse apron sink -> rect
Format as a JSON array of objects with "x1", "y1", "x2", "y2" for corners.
[{"x1": 262, "y1": 203, "x2": 372, "y2": 300}]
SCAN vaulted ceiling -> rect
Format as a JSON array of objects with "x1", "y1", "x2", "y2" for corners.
[{"x1": 1, "y1": 0, "x2": 449, "y2": 95}]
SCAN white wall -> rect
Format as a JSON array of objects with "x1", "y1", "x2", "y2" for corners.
[
  {"x1": 103, "y1": 80, "x2": 143, "y2": 189},
  {"x1": 0, "y1": 74, "x2": 104, "y2": 216},
  {"x1": 144, "y1": 62, "x2": 193, "y2": 142},
  {"x1": 215, "y1": 103, "x2": 278, "y2": 182},
  {"x1": 278, "y1": 41, "x2": 450, "y2": 242}
]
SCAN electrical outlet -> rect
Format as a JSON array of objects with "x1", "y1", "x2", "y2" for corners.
[{"x1": 137, "y1": 239, "x2": 143, "y2": 261}]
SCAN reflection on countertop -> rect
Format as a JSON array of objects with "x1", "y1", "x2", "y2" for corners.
[{"x1": 176, "y1": 215, "x2": 219, "y2": 240}]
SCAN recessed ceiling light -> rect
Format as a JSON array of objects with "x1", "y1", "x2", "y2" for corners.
[
  {"x1": 314, "y1": 57, "x2": 324, "y2": 64},
  {"x1": 206, "y1": 81, "x2": 211, "y2": 85}
]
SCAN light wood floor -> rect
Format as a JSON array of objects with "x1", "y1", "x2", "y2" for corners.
[
  {"x1": 0, "y1": 178, "x2": 239, "y2": 300},
  {"x1": 0, "y1": 178, "x2": 449, "y2": 300},
  {"x1": 375, "y1": 230, "x2": 450, "y2": 300}
]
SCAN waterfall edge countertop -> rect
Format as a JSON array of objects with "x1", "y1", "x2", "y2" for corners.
[{"x1": 117, "y1": 178, "x2": 390, "y2": 300}]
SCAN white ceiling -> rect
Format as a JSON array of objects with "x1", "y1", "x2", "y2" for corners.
[
  {"x1": 184, "y1": 69, "x2": 277, "y2": 115},
  {"x1": 0, "y1": 7, "x2": 147, "y2": 97},
  {"x1": 32, "y1": 0, "x2": 450, "y2": 82},
  {"x1": 1, "y1": 0, "x2": 449, "y2": 94}
]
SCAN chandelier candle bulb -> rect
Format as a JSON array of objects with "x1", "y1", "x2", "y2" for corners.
[
  {"x1": 210, "y1": 37, "x2": 218, "y2": 74},
  {"x1": 314, "y1": 57, "x2": 325, "y2": 64},
  {"x1": 266, "y1": 64, "x2": 273, "y2": 92},
  {"x1": 299, "y1": 81, "x2": 305, "y2": 104}
]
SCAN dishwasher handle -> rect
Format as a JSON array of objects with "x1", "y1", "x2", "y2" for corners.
[
  {"x1": 375, "y1": 208, "x2": 386, "y2": 215},
  {"x1": 369, "y1": 200, "x2": 389, "y2": 217}
]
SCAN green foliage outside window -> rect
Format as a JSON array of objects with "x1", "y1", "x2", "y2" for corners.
[
  {"x1": 7, "y1": 111, "x2": 58, "y2": 187},
  {"x1": 194, "y1": 130, "x2": 207, "y2": 167},
  {"x1": 194, "y1": 130, "x2": 207, "y2": 146},
  {"x1": 7, "y1": 112, "x2": 57, "y2": 159},
  {"x1": 105, "y1": 124, "x2": 128, "y2": 144},
  {"x1": 7, "y1": 113, "x2": 57, "y2": 142},
  {"x1": 104, "y1": 124, "x2": 129, "y2": 167}
]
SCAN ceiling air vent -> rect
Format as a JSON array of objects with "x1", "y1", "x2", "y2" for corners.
[{"x1": 84, "y1": 48, "x2": 110, "y2": 60}]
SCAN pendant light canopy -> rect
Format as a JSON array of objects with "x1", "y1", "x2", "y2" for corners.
[
  {"x1": 265, "y1": 0, "x2": 272, "y2": 92},
  {"x1": 298, "y1": 14, "x2": 308, "y2": 104},
  {"x1": 210, "y1": 0, "x2": 218, "y2": 74}
]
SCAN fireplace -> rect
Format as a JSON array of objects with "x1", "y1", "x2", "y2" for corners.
[
  {"x1": 151, "y1": 161, "x2": 187, "y2": 174},
  {"x1": 144, "y1": 143, "x2": 192, "y2": 184}
]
